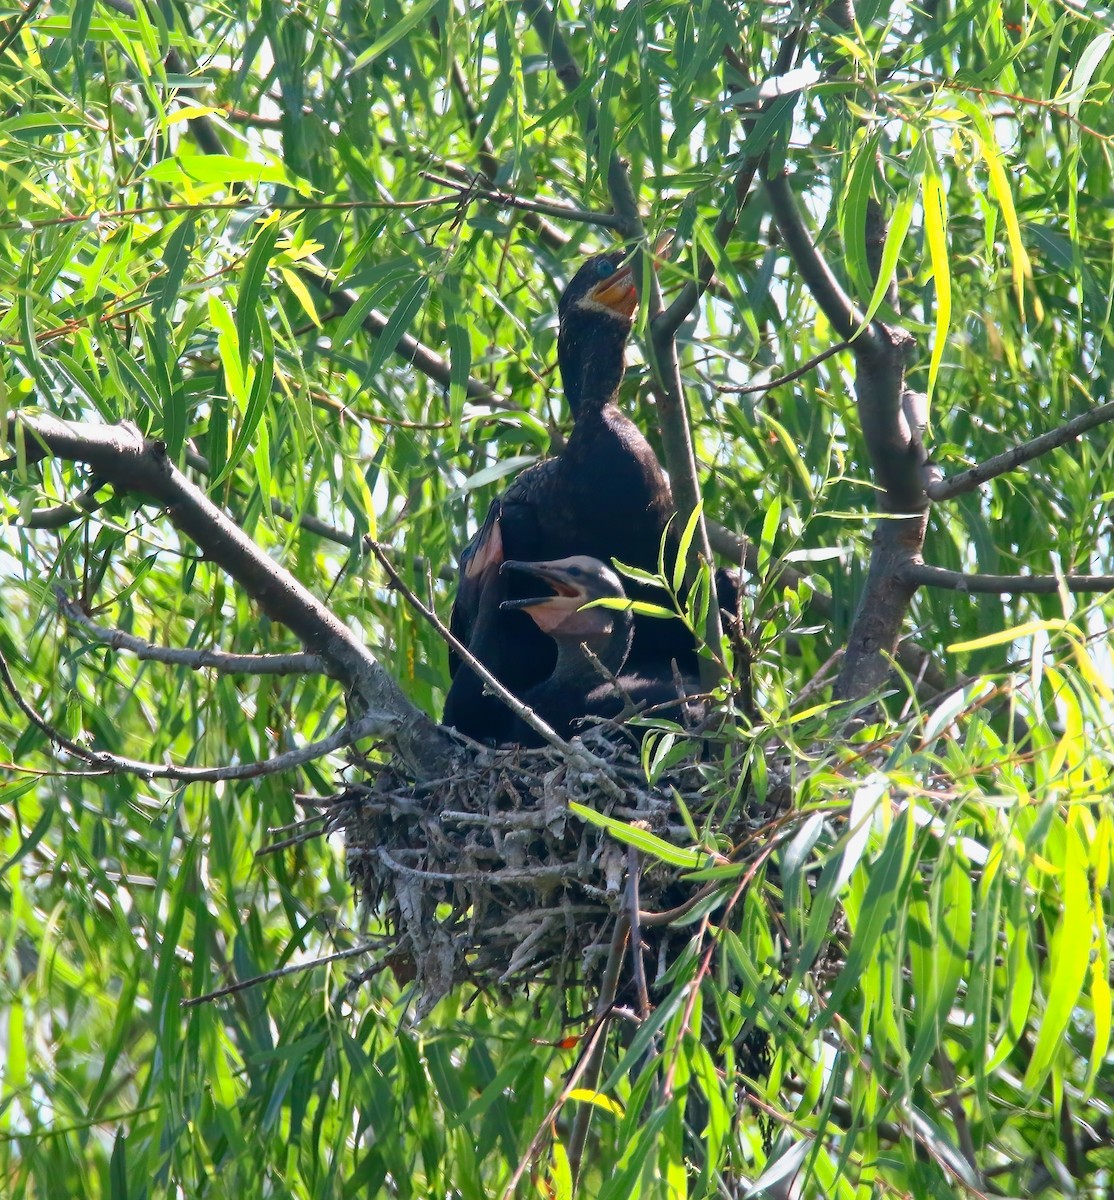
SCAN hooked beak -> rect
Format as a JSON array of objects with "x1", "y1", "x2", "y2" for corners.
[{"x1": 588, "y1": 263, "x2": 638, "y2": 319}]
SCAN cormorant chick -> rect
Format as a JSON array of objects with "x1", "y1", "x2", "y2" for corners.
[{"x1": 500, "y1": 556, "x2": 698, "y2": 746}]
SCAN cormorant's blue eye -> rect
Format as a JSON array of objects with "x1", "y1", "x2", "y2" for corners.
[{"x1": 596, "y1": 259, "x2": 616, "y2": 279}]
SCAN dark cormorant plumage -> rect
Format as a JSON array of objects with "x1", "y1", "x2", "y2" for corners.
[
  {"x1": 444, "y1": 251, "x2": 669, "y2": 738},
  {"x1": 442, "y1": 250, "x2": 738, "y2": 742},
  {"x1": 499, "y1": 556, "x2": 699, "y2": 746}
]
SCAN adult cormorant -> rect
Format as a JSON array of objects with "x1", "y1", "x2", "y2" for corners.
[
  {"x1": 499, "y1": 556, "x2": 699, "y2": 746},
  {"x1": 442, "y1": 249, "x2": 737, "y2": 741},
  {"x1": 444, "y1": 250, "x2": 672, "y2": 738}
]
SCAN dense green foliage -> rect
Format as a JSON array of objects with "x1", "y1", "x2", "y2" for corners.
[{"x1": 2, "y1": 0, "x2": 1113, "y2": 1195}]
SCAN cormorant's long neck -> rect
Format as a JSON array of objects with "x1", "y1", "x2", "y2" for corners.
[
  {"x1": 549, "y1": 607, "x2": 633, "y2": 690},
  {"x1": 559, "y1": 319, "x2": 630, "y2": 420}
]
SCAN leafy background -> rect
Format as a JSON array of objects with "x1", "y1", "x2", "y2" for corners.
[{"x1": 2, "y1": 0, "x2": 1113, "y2": 1196}]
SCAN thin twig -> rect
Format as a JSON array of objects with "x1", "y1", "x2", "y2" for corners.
[
  {"x1": 365, "y1": 539, "x2": 569, "y2": 752},
  {"x1": 926, "y1": 400, "x2": 1114, "y2": 501},
  {"x1": 181, "y1": 941, "x2": 388, "y2": 1007},
  {"x1": 0, "y1": 646, "x2": 391, "y2": 782},
  {"x1": 57, "y1": 591, "x2": 332, "y2": 677},
  {"x1": 627, "y1": 846, "x2": 651, "y2": 1020},
  {"x1": 655, "y1": 156, "x2": 762, "y2": 339},
  {"x1": 18, "y1": 479, "x2": 108, "y2": 529},
  {"x1": 717, "y1": 339, "x2": 853, "y2": 395},
  {"x1": 419, "y1": 170, "x2": 626, "y2": 230},
  {"x1": 661, "y1": 838, "x2": 779, "y2": 1101}
]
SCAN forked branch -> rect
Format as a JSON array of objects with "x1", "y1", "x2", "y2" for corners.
[{"x1": 3, "y1": 414, "x2": 455, "y2": 777}]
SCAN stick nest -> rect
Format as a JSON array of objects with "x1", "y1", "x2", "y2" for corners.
[{"x1": 328, "y1": 732, "x2": 792, "y2": 1017}]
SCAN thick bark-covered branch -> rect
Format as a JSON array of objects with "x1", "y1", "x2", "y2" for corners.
[
  {"x1": 764, "y1": 171, "x2": 931, "y2": 701},
  {"x1": 764, "y1": 171, "x2": 877, "y2": 352},
  {"x1": 6, "y1": 414, "x2": 455, "y2": 777}
]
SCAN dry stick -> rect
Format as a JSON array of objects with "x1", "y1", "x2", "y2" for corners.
[
  {"x1": 365, "y1": 539, "x2": 570, "y2": 754},
  {"x1": 901, "y1": 565, "x2": 1114, "y2": 595},
  {"x1": 57, "y1": 590, "x2": 332, "y2": 676},
  {"x1": 181, "y1": 941, "x2": 388, "y2": 1007},
  {"x1": 926, "y1": 400, "x2": 1114, "y2": 501},
  {"x1": 0, "y1": 645, "x2": 390, "y2": 783},
  {"x1": 498, "y1": 919, "x2": 630, "y2": 1200}
]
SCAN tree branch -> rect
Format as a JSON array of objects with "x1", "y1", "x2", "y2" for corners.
[
  {"x1": 0, "y1": 645, "x2": 390, "y2": 783},
  {"x1": 655, "y1": 29, "x2": 804, "y2": 341},
  {"x1": 101, "y1": 0, "x2": 229, "y2": 160},
  {"x1": 901, "y1": 564, "x2": 1114, "y2": 594},
  {"x1": 764, "y1": 171, "x2": 932, "y2": 701},
  {"x1": 655, "y1": 156, "x2": 762, "y2": 339},
  {"x1": 523, "y1": 0, "x2": 724, "y2": 682},
  {"x1": 717, "y1": 339, "x2": 852, "y2": 395},
  {"x1": 444, "y1": 56, "x2": 570, "y2": 250},
  {"x1": 926, "y1": 400, "x2": 1114, "y2": 501},
  {"x1": 521, "y1": 0, "x2": 641, "y2": 239},
  {"x1": 296, "y1": 257, "x2": 518, "y2": 411},
  {"x1": 4, "y1": 414, "x2": 454, "y2": 776},
  {"x1": 56, "y1": 590, "x2": 333, "y2": 676},
  {"x1": 763, "y1": 170, "x2": 875, "y2": 351}
]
